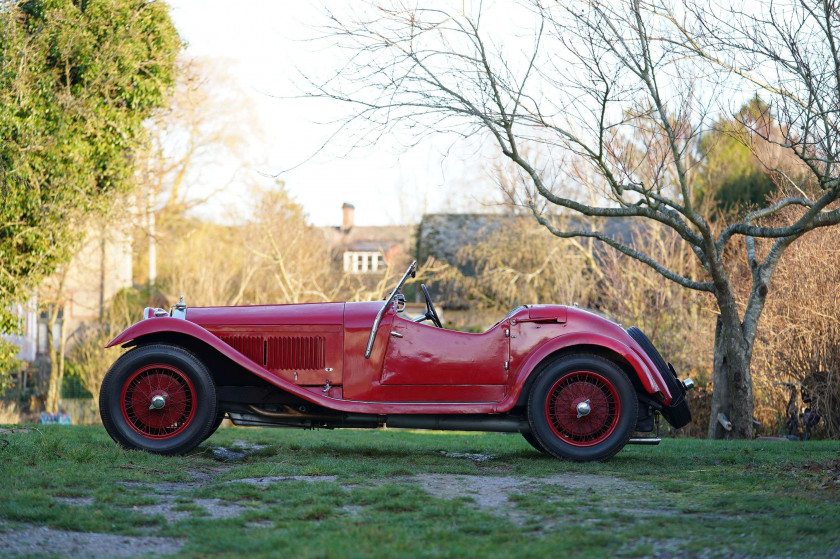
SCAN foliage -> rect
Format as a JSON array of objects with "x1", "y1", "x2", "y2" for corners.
[
  {"x1": 430, "y1": 215, "x2": 600, "y2": 312},
  {"x1": 751, "y1": 214, "x2": 840, "y2": 438},
  {"x1": 66, "y1": 286, "x2": 146, "y2": 410},
  {"x1": 0, "y1": 0, "x2": 181, "y2": 333},
  {"x1": 696, "y1": 97, "x2": 779, "y2": 214},
  {"x1": 599, "y1": 224, "x2": 714, "y2": 385},
  {"x1": 153, "y1": 184, "x2": 403, "y2": 309},
  {"x1": 0, "y1": 338, "x2": 22, "y2": 397}
]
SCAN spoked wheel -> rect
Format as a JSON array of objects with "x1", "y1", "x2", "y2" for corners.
[
  {"x1": 100, "y1": 344, "x2": 217, "y2": 455},
  {"x1": 203, "y1": 411, "x2": 227, "y2": 442},
  {"x1": 527, "y1": 354, "x2": 636, "y2": 461}
]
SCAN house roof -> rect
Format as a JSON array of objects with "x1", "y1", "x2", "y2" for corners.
[
  {"x1": 417, "y1": 212, "x2": 645, "y2": 263},
  {"x1": 322, "y1": 224, "x2": 414, "y2": 252},
  {"x1": 416, "y1": 212, "x2": 648, "y2": 308}
]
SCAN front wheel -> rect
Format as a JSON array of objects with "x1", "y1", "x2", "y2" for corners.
[
  {"x1": 203, "y1": 411, "x2": 227, "y2": 442},
  {"x1": 527, "y1": 354, "x2": 637, "y2": 462},
  {"x1": 100, "y1": 344, "x2": 217, "y2": 455}
]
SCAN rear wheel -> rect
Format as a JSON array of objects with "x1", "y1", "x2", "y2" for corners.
[
  {"x1": 100, "y1": 344, "x2": 217, "y2": 455},
  {"x1": 521, "y1": 431, "x2": 549, "y2": 454},
  {"x1": 527, "y1": 354, "x2": 637, "y2": 462}
]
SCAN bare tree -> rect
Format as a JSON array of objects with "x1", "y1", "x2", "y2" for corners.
[
  {"x1": 308, "y1": 0, "x2": 840, "y2": 438},
  {"x1": 135, "y1": 57, "x2": 258, "y2": 289},
  {"x1": 750, "y1": 209, "x2": 840, "y2": 438},
  {"x1": 67, "y1": 289, "x2": 138, "y2": 413},
  {"x1": 41, "y1": 268, "x2": 68, "y2": 414}
]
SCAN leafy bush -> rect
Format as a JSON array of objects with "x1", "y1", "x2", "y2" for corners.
[{"x1": 0, "y1": 339, "x2": 22, "y2": 397}]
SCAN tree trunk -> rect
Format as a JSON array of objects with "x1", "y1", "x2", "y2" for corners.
[
  {"x1": 708, "y1": 311, "x2": 754, "y2": 439},
  {"x1": 44, "y1": 306, "x2": 66, "y2": 414},
  {"x1": 147, "y1": 187, "x2": 157, "y2": 289}
]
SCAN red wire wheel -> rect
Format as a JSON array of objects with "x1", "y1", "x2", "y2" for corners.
[
  {"x1": 119, "y1": 363, "x2": 197, "y2": 440},
  {"x1": 527, "y1": 354, "x2": 636, "y2": 461},
  {"x1": 544, "y1": 371, "x2": 621, "y2": 447},
  {"x1": 101, "y1": 344, "x2": 217, "y2": 455}
]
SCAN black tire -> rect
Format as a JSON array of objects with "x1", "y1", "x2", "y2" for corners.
[
  {"x1": 521, "y1": 431, "x2": 550, "y2": 454},
  {"x1": 99, "y1": 344, "x2": 217, "y2": 455},
  {"x1": 527, "y1": 354, "x2": 637, "y2": 462},
  {"x1": 626, "y1": 327, "x2": 691, "y2": 429},
  {"x1": 203, "y1": 411, "x2": 226, "y2": 442}
]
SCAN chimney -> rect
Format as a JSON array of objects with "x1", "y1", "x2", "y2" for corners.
[{"x1": 342, "y1": 202, "x2": 355, "y2": 232}]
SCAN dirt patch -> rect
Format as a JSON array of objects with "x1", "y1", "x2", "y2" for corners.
[
  {"x1": 412, "y1": 474, "x2": 529, "y2": 508},
  {"x1": 0, "y1": 428, "x2": 34, "y2": 435},
  {"x1": 226, "y1": 475, "x2": 338, "y2": 486},
  {"x1": 212, "y1": 447, "x2": 248, "y2": 461},
  {"x1": 118, "y1": 480, "x2": 205, "y2": 493},
  {"x1": 441, "y1": 451, "x2": 498, "y2": 463},
  {"x1": 245, "y1": 520, "x2": 275, "y2": 529},
  {"x1": 393, "y1": 472, "x2": 648, "y2": 506},
  {"x1": 378, "y1": 473, "x2": 662, "y2": 525},
  {"x1": 0, "y1": 523, "x2": 183, "y2": 558},
  {"x1": 116, "y1": 472, "x2": 250, "y2": 522},
  {"x1": 128, "y1": 498, "x2": 248, "y2": 522},
  {"x1": 54, "y1": 497, "x2": 95, "y2": 507},
  {"x1": 340, "y1": 504, "x2": 364, "y2": 516}
]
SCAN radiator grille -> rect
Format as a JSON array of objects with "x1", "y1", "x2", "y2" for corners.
[
  {"x1": 219, "y1": 335, "x2": 262, "y2": 364},
  {"x1": 266, "y1": 336, "x2": 325, "y2": 370},
  {"x1": 219, "y1": 334, "x2": 326, "y2": 370}
]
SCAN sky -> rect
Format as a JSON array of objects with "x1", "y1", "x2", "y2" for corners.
[
  {"x1": 164, "y1": 0, "x2": 762, "y2": 229},
  {"x1": 166, "y1": 0, "x2": 493, "y2": 227}
]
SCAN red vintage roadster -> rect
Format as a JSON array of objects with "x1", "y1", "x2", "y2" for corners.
[{"x1": 100, "y1": 261, "x2": 693, "y2": 462}]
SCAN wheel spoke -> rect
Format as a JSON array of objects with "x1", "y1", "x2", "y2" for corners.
[
  {"x1": 120, "y1": 364, "x2": 197, "y2": 440},
  {"x1": 544, "y1": 371, "x2": 621, "y2": 447}
]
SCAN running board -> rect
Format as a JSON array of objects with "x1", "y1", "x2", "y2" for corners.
[{"x1": 627, "y1": 437, "x2": 661, "y2": 445}]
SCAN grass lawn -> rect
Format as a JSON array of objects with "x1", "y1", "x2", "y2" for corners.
[{"x1": 0, "y1": 425, "x2": 838, "y2": 558}]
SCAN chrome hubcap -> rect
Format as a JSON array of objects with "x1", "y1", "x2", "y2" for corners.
[
  {"x1": 576, "y1": 399, "x2": 591, "y2": 418},
  {"x1": 149, "y1": 394, "x2": 167, "y2": 410}
]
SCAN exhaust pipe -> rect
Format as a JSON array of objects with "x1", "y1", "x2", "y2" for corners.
[{"x1": 627, "y1": 437, "x2": 661, "y2": 445}]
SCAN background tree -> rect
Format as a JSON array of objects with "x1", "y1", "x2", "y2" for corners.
[
  {"x1": 750, "y1": 212, "x2": 840, "y2": 437},
  {"x1": 310, "y1": 0, "x2": 840, "y2": 438},
  {"x1": 429, "y1": 215, "x2": 601, "y2": 316},
  {"x1": 0, "y1": 340, "x2": 21, "y2": 398},
  {"x1": 696, "y1": 97, "x2": 779, "y2": 214},
  {"x1": 0, "y1": 0, "x2": 181, "y2": 412},
  {"x1": 134, "y1": 57, "x2": 257, "y2": 289},
  {"x1": 66, "y1": 285, "x2": 139, "y2": 412}
]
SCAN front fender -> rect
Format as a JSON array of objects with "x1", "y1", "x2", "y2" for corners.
[
  {"x1": 106, "y1": 318, "x2": 344, "y2": 409},
  {"x1": 106, "y1": 318, "x2": 300, "y2": 395},
  {"x1": 107, "y1": 317, "x2": 222, "y2": 349},
  {"x1": 500, "y1": 331, "x2": 673, "y2": 413}
]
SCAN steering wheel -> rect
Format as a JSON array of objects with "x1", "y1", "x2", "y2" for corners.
[{"x1": 420, "y1": 284, "x2": 443, "y2": 328}]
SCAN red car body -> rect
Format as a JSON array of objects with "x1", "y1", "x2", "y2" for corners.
[{"x1": 100, "y1": 263, "x2": 692, "y2": 461}]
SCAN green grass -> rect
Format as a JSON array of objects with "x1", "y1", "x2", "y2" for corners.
[{"x1": 1, "y1": 426, "x2": 838, "y2": 558}]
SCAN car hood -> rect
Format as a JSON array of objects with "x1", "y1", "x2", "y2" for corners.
[{"x1": 184, "y1": 302, "x2": 345, "y2": 327}]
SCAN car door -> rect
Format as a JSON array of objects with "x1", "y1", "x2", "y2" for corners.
[{"x1": 380, "y1": 316, "x2": 509, "y2": 386}]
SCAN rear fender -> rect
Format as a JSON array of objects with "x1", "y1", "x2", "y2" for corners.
[{"x1": 503, "y1": 332, "x2": 673, "y2": 412}]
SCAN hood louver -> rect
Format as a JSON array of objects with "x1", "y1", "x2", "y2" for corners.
[{"x1": 219, "y1": 334, "x2": 326, "y2": 371}]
